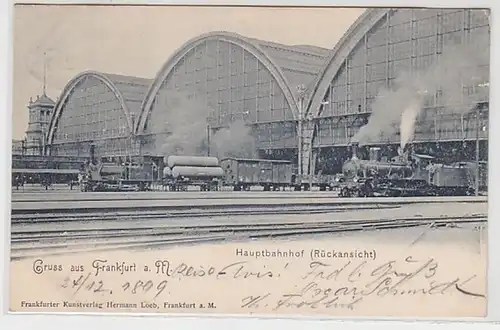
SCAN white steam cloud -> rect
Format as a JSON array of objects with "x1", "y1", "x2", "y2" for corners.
[
  {"x1": 400, "y1": 100, "x2": 421, "y2": 150},
  {"x1": 148, "y1": 90, "x2": 256, "y2": 158},
  {"x1": 210, "y1": 119, "x2": 257, "y2": 159},
  {"x1": 352, "y1": 27, "x2": 490, "y2": 148}
]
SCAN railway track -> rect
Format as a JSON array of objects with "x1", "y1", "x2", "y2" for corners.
[
  {"x1": 12, "y1": 191, "x2": 345, "y2": 202},
  {"x1": 11, "y1": 214, "x2": 487, "y2": 260},
  {"x1": 10, "y1": 190, "x2": 490, "y2": 201},
  {"x1": 11, "y1": 196, "x2": 487, "y2": 217},
  {"x1": 11, "y1": 203, "x2": 402, "y2": 224}
]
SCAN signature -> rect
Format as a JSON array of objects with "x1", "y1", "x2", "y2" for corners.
[
  {"x1": 240, "y1": 257, "x2": 485, "y2": 311},
  {"x1": 155, "y1": 259, "x2": 284, "y2": 280}
]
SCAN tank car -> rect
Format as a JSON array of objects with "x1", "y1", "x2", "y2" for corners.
[
  {"x1": 171, "y1": 166, "x2": 224, "y2": 178},
  {"x1": 162, "y1": 155, "x2": 223, "y2": 191},
  {"x1": 166, "y1": 155, "x2": 219, "y2": 168}
]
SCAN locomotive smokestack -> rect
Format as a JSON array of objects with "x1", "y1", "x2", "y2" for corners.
[
  {"x1": 397, "y1": 146, "x2": 403, "y2": 157},
  {"x1": 351, "y1": 142, "x2": 359, "y2": 160},
  {"x1": 369, "y1": 147, "x2": 381, "y2": 162},
  {"x1": 90, "y1": 144, "x2": 96, "y2": 165},
  {"x1": 407, "y1": 143, "x2": 414, "y2": 162}
]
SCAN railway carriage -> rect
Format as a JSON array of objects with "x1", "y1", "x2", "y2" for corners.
[
  {"x1": 12, "y1": 154, "x2": 85, "y2": 188},
  {"x1": 12, "y1": 168, "x2": 80, "y2": 189}
]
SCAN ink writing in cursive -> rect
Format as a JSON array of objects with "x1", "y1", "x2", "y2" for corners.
[
  {"x1": 60, "y1": 274, "x2": 168, "y2": 300},
  {"x1": 239, "y1": 257, "x2": 484, "y2": 311},
  {"x1": 154, "y1": 259, "x2": 282, "y2": 280}
]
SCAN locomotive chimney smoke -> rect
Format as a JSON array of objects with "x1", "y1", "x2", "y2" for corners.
[
  {"x1": 150, "y1": 90, "x2": 209, "y2": 156},
  {"x1": 400, "y1": 100, "x2": 420, "y2": 151},
  {"x1": 351, "y1": 29, "x2": 490, "y2": 146},
  {"x1": 210, "y1": 119, "x2": 256, "y2": 158},
  {"x1": 148, "y1": 90, "x2": 255, "y2": 157}
]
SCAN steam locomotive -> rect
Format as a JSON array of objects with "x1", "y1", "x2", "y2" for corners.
[
  {"x1": 80, "y1": 161, "x2": 155, "y2": 192},
  {"x1": 337, "y1": 143, "x2": 477, "y2": 197},
  {"x1": 80, "y1": 145, "x2": 159, "y2": 192}
]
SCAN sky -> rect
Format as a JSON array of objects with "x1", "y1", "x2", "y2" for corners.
[{"x1": 12, "y1": 4, "x2": 364, "y2": 139}]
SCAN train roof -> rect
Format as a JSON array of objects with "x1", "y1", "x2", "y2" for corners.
[
  {"x1": 12, "y1": 168, "x2": 81, "y2": 174},
  {"x1": 220, "y1": 157, "x2": 292, "y2": 164}
]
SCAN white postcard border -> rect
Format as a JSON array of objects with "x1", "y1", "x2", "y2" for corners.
[{"x1": 2, "y1": 0, "x2": 499, "y2": 328}]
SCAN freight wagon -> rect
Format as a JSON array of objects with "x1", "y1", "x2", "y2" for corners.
[{"x1": 220, "y1": 158, "x2": 295, "y2": 191}]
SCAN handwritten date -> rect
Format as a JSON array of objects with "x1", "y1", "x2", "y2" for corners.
[{"x1": 60, "y1": 273, "x2": 168, "y2": 300}]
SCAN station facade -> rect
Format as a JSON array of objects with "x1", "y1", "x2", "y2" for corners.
[{"x1": 36, "y1": 8, "x2": 489, "y2": 175}]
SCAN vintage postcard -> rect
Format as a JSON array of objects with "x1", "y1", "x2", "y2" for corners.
[{"x1": 10, "y1": 4, "x2": 489, "y2": 318}]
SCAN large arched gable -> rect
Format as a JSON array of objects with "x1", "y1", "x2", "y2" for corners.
[
  {"x1": 305, "y1": 8, "x2": 386, "y2": 116},
  {"x1": 135, "y1": 31, "x2": 303, "y2": 134},
  {"x1": 46, "y1": 70, "x2": 142, "y2": 145}
]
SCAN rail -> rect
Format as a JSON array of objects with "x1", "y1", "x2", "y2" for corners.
[{"x1": 11, "y1": 215, "x2": 486, "y2": 260}]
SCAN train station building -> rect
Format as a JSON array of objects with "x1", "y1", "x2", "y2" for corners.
[{"x1": 24, "y1": 8, "x2": 490, "y2": 176}]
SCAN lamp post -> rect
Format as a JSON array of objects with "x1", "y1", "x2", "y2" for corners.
[
  {"x1": 125, "y1": 114, "x2": 136, "y2": 181},
  {"x1": 474, "y1": 103, "x2": 488, "y2": 196},
  {"x1": 304, "y1": 101, "x2": 329, "y2": 191},
  {"x1": 475, "y1": 105, "x2": 480, "y2": 196},
  {"x1": 207, "y1": 124, "x2": 211, "y2": 157},
  {"x1": 307, "y1": 114, "x2": 314, "y2": 189},
  {"x1": 296, "y1": 85, "x2": 306, "y2": 182},
  {"x1": 296, "y1": 83, "x2": 333, "y2": 190},
  {"x1": 474, "y1": 82, "x2": 489, "y2": 196}
]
